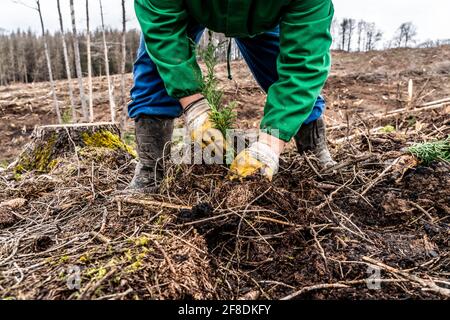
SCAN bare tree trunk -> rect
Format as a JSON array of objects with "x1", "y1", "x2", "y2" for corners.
[
  {"x1": 20, "y1": 42, "x2": 28, "y2": 83},
  {"x1": 37, "y1": 0, "x2": 62, "y2": 124},
  {"x1": 17, "y1": 42, "x2": 26, "y2": 83},
  {"x1": 57, "y1": 0, "x2": 76, "y2": 123},
  {"x1": 119, "y1": 0, "x2": 127, "y2": 131},
  {"x1": 347, "y1": 19, "x2": 355, "y2": 52},
  {"x1": 99, "y1": 0, "x2": 116, "y2": 122},
  {"x1": 70, "y1": 0, "x2": 88, "y2": 121},
  {"x1": 86, "y1": 0, "x2": 94, "y2": 122},
  {"x1": 8, "y1": 39, "x2": 16, "y2": 83},
  {"x1": 340, "y1": 20, "x2": 347, "y2": 51},
  {"x1": 357, "y1": 24, "x2": 362, "y2": 52},
  {"x1": 0, "y1": 62, "x2": 4, "y2": 86}
]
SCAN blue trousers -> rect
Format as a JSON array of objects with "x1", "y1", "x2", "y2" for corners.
[{"x1": 129, "y1": 25, "x2": 325, "y2": 128}]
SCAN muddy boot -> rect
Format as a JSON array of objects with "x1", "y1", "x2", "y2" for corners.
[
  {"x1": 294, "y1": 117, "x2": 337, "y2": 169},
  {"x1": 127, "y1": 116, "x2": 174, "y2": 192}
]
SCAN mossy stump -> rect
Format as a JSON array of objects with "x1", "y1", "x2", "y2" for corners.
[{"x1": 14, "y1": 122, "x2": 135, "y2": 174}]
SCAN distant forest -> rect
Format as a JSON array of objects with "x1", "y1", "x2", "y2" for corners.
[{"x1": 0, "y1": 28, "x2": 141, "y2": 85}]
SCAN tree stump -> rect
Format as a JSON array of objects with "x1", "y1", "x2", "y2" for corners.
[{"x1": 13, "y1": 122, "x2": 135, "y2": 173}]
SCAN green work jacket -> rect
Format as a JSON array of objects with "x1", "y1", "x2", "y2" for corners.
[{"x1": 135, "y1": 0, "x2": 334, "y2": 141}]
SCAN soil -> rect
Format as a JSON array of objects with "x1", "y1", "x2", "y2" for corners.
[{"x1": 0, "y1": 46, "x2": 449, "y2": 300}]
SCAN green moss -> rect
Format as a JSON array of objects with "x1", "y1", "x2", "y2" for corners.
[
  {"x1": 82, "y1": 130, "x2": 137, "y2": 158},
  {"x1": 0, "y1": 160, "x2": 9, "y2": 169},
  {"x1": 48, "y1": 159, "x2": 59, "y2": 170},
  {"x1": 125, "y1": 250, "x2": 148, "y2": 273},
  {"x1": 79, "y1": 254, "x2": 91, "y2": 264},
  {"x1": 85, "y1": 266, "x2": 107, "y2": 281},
  {"x1": 120, "y1": 245, "x2": 152, "y2": 274},
  {"x1": 62, "y1": 109, "x2": 72, "y2": 124},
  {"x1": 134, "y1": 236, "x2": 150, "y2": 247},
  {"x1": 380, "y1": 125, "x2": 396, "y2": 133},
  {"x1": 15, "y1": 134, "x2": 57, "y2": 174},
  {"x1": 59, "y1": 255, "x2": 70, "y2": 264}
]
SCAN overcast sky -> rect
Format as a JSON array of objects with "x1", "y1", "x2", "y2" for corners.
[{"x1": 0, "y1": 0, "x2": 448, "y2": 43}]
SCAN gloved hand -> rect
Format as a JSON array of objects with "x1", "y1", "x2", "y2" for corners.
[
  {"x1": 229, "y1": 141, "x2": 280, "y2": 181},
  {"x1": 184, "y1": 98, "x2": 226, "y2": 156}
]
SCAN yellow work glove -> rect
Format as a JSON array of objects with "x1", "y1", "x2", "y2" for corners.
[
  {"x1": 229, "y1": 141, "x2": 280, "y2": 181},
  {"x1": 184, "y1": 98, "x2": 226, "y2": 160}
]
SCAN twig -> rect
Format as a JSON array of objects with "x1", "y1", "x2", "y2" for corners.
[
  {"x1": 254, "y1": 216, "x2": 307, "y2": 228},
  {"x1": 79, "y1": 267, "x2": 117, "y2": 300},
  {"x1": 89, "y1": 232, "x2": 111, "y2": 244},
  {"x1": 238, "y1": 290, "x2": 261, "y2": 300},
  {"x1": 96, "y1": 288, "x2": 133, "y2": 300},
  {"x1": 332, "y1": 126, "x2": 385, "y2": 144},
  {"x1": 0, "y1": 236, "x2": 23, "y2": 267},
  {"x1": 179, "y1": 212, "x2": 236, "y2": 226},
  {"x1": 281, "y1": 278, "x2": 412, "y2": 300},
  {"x1": 313, "y1": 175, "x2": 356, "y2": 212},
  {"x1": 419, "y1": 97, "x2": 450, "y2": 107},
  {"x1": 322, "y1": 153, "x2": 372, "y2": 173},
  {"x1": 361, "y1": 157, "x2": 400, "y2": 196},
  {"x1": 152, "y1": 240, "x2": 177, "y2": 276},
  {"x1": 408, "y1": 201, "x2": 434, "y2": 222},
  {"x1": 99, "y1": 207, "x2": 108, "y2": 233},
  {"x1": 362, "y1": 256, "x2": 450, "y2": 298},
  {"x1": 116, "y1": 196, "x2": 191, "y2": 210},
  {"x1": 311, "y1": 226, "x2": 328, "y2": 271},
  {"x1": 281, "y1": 283, "x2": 349, "y2": 300},
  {"x1": 304, "y1": 154, "x2": 323, "y2": 178}
]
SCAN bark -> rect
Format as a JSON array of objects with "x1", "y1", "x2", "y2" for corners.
[
  {"x1": 347, "y1": 19, "x2": 355, "y2": 52},
  {"x1": 57, "y1": 0, "x2": 76, "y2": 122},
  {"x1": 8, "y1": 39, "x2": 16, "y2": 83},
  {"x1": 357, "y1": 20, "x2": 365, "y2": 52},
  {"x1": 340, "y1": 20, "x2": 347, "y2": 51},
  {"x1": 0, "y1": 62, "x2": 4, "y2": 86},
  {"x1": 70, "y1": 0, "x2": 88, "y2": 121},
  {"x1": 99, "y1": 0, "x2": 117, "y2": 123},
  {"x1": 86, "y1": 0, "x2": 94, "y2": 122},
  {"x1": 37, "y1": 0, "x2": 62, "y2": 124}
]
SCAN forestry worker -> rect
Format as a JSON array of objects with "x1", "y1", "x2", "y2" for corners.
[{"x1": 127, "y1": 0, "x2": 336, "y2": 191}]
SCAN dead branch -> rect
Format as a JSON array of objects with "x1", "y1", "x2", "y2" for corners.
[
  {"x1": 362, "y1": 256, "x2": 450, "y2": 298},
  {"x1": 361, "y1": 157, "x2": 401, "y2": 196},
  {"x1": 281, "y1": 283, "x2": 350, "y2": 300},
  {"x1": 116, "y1": 196, "x2": 192, "y2": 210}
]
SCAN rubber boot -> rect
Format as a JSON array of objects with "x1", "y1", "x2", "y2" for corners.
[
  {"x1": 294, "y1": 117, "x2": 337, "y2": 169},
  {"x1": 127, "y1": 116, "x2": 174, "y2": 192}
]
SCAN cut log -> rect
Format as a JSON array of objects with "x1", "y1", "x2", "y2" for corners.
[{"x1": 12, "y1": 122, "x2": 135, "y2": 173}]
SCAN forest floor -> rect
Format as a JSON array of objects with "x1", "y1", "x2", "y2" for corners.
[{"x1": 0, "y1": 46, "x2": 449, "y2": 300}]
